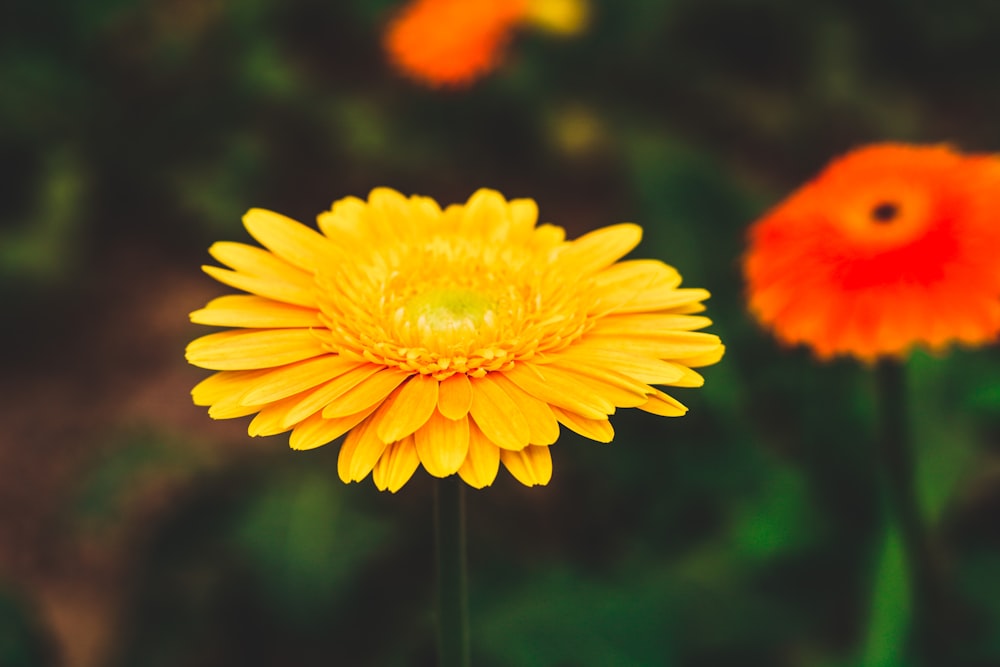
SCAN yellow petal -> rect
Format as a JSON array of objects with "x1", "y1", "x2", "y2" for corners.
[
  {"x1": 190, "y1": 295, "x2": 322, "y2": 328},
  {"x1": 611, "y1": 287, "x2": 711, "y2": 314},
  {"x1": 508, "y1": 198, "x2": 539, "y2": 237},
  {"x1": 346, "y1": 412, "x2": 390, "y2": 482},
  {"x1": 503, "y1": 363, "x2": 610, "y2": 420},
  {"x1": 372, "y1": 436, "x2": 421, "y2": 492},
  {"x1": 590, "y1": 313, "x2": 714, "y2": 335},
  {"x1": 376, "y1": 374, "x2": 439, "y2": 443},
  {"x1": 438, "y1": 373, "x2": 473, "y2": 419},
  {"x1": 185, "y1": 329, "x2": 327, "y2": 371},
  {"x1": 638, "y1": 389, "x2": 688, "y2": 417},
  {"x1": 469, "y1": 375, "x2": 531, "y2": 451},
  {"x1": 202, "y1": 265, "x2": 316, "y2": 307},
  {"x1": 584, "y1": 330, "x2": 723, "y2": 360},
  {"x1": 534, "y1": 364, "x2": 647, "y2": 408},
  {"x1": 500, "y1": 445, "x2": 553, "y2": 486},
  {"x1": 673, "y1": 345, "x2": 726, "y2": 368},
  {"x1": 457, "y1": 421, "x2": 500, "y2": 489},
  {"x1": 488, "y1": 373, "x2": 560, "y2": 445},
  {"x1": 554, "y1": 346, "x2": 687, "y2": 385},
  {"x1": 556, "y1": 223, "x2": 642, "y2": 275},
  {"x1": 322, "y1": 367, "x2": 413, "y2": 419},
  {"x1": 209, "y1": 240, "x2": 308, "y2": 279},
  {"x1": 248, "y1": 394, "x2": 304, "y2": 436},
  {"x1": 243, "y1": 208, "x2": 343, "y2": 272},
  {"x1": 550, "y1": 406, "x2": 614, "y2": 443},
  {"x1": 192, "y1": 369, "x2": 268, "y2": 406},
  {"x1": 279, "y1": 364, "x2": 382, "y2": 429},
  {"x1": 414, "y1": 411, "x2": 470, "y2": 477},
  {"x1": 240, "y1": 355, "x2": 365, "y2": 406},
  {"x1": 289, "y1": 403, "x2": 380, "y2": 451}
]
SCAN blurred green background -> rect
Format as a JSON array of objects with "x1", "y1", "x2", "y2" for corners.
[{"x1": 3, "y1": 0, "x2": 1000, "y2": 665}]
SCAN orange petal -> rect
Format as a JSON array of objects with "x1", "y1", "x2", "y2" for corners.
[
  {"x1": 550, "y1": 406, "x2": 614, "y2": 443},
  {"x1": 376, "y1": 374, "x2": 439, "y2": 443},
  {"x1": 469, "y1": 374, "x2": 531, "y2": 450},
  {"x1": 438, "y1": 372, "x2": 473, "y2": 419},
  {"x1": 457, "y1": 421, "x2": 500, "y2": 489},
  {"x1": 500, "y1": 445, "x2": 553, "y2": 486},
  {"x1": 414, "y1": 411, "x2": 471, "y2": 477},
  {"x1": 372, "y1": 436, "x2": 421, "y2": 492}
]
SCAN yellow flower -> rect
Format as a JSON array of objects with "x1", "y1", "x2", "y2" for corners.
[{"x1": 186, "y1": 189, "x2": 723, "y2": 492}]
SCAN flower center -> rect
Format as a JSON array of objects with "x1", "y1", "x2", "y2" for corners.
[
  {"x1": 870, "y1": 201, "x2": 899, "y2": 223},
  {"x1": 402, "y1": 287, "x2": 498, "y2": 341}
]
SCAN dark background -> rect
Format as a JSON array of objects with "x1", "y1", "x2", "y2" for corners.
[{"x1": 3, "y1": 0, "x2": 1000, "y2": 665}]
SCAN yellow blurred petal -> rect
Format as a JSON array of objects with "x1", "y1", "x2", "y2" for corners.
[
  {"x1": 550, "y1": 406, "x2": 614, "y2": 443},
  {"x1": 500, "y1": 445, "x2": 553, "y2": 486},
  {"x1": 523, "y1": 0, "x2": 589, "y2": 35},
  {"x1": 457, "y1": 421, "x2": 500, "y2": 489},
  {"x1": 202, "y1": 265, "x2": 317, "y2": 308},
  {"x1": 438, "y1": 373, "x2": 473, "y2": 419},
  {"x1": 373, "y1": 436, "x2": 421, "y2": 492},
  {"x1": 185, "y1": 329, "x2": 327, "y2": 370},
  {"x1": 639, "y1": 389, "x2": 688, "y2": 417},
  {"x1": 243, "y1": 208, "x2": 343, "y2": 272},
  {"x1": 414, "y1": 411, "x2": 470, "y2": 477},
  {"x1": 557, "y1": 223, "x2": 642, "y2": 275},
  {"x1": 321, "y1": 367, "x2": 413, "y2": 418},
  {"x1": 190, "y1": 295, "x2": 322, "y2": 328},
  {"x1": 376, "y1": 374, "x2": 439, "y2": 443},
  {"x1": 508, "y1": 198, "x2": 539, "y2": 237},
  {"x1": 488, "y1": 373, "x2": 559, "y2": 445},
  {"x1": 469, "y1": 374, "x2": 531, "y2": 451}
]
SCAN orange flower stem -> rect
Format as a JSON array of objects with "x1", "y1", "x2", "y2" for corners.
[
  {"x1": 874, "y1": 359, "x2": 953, "y2": 663},
  {"x1": 434, "y1": 475, "x2": 470, "y2": 667}
]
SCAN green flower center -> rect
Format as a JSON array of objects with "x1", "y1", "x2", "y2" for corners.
[{"x1": 403, "y1": 287, "x2": 498, "y2": 337}]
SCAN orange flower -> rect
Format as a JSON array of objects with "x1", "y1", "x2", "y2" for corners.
[
  {"x1": 744, "y1": 143, "x2": 1000, "y2": 361},
  {"x1": 384, "y1": 0, "x2": 528, "y2": 87}
]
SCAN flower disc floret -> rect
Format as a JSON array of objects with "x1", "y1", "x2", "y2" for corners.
[{"x1": 187, "y1": 188, "x2": 723, "y2": 491}]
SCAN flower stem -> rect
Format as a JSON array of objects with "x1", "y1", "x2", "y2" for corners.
[
  {"x1": 434, "y1": 475, "x2": 470, "y2": 667},
  {"x1": 874, "y1": 359, "x2": 953, "y2": 663}
]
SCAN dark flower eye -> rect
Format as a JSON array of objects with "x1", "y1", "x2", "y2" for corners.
[{"x1": 871, "y1": 201, "x2": 899, "y2": 223}]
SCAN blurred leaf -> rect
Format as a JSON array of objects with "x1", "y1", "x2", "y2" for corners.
[{"x1": 231, "y1": 468, "x2": 392, "y2": 620}]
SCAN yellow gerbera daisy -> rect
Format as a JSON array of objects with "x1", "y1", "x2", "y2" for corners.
[{"x1": 186, "y1": 188, "x2": 723, "y2": 492}]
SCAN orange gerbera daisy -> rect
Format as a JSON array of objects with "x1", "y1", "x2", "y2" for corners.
[
  {"x1": 186, "y1": 188, "x2": 723, "y2": 491},
  {"x1": 383, "y1": 0, "x2": 588, "y2": 87},
  {"x1": 744, "y1": 143, "x2": 1000, "y2": 361}
]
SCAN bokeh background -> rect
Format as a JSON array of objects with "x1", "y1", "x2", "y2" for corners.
[{"x1": 4, "y1": 0, "x2": 1000, "y2": 665}]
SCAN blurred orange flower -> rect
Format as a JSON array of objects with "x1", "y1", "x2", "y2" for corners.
[
  {"x1": 383, "y1": 0, "x2": 587, "y2": 87},
  {"x1": 744, "y1": 143, "x2": 1000, "y2": 361}
]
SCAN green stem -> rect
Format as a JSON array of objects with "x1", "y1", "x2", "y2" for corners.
[
  {"x1": 435, "y1": 476, "x2": 470, "y2": 667},
  {"x1": 874, "y1": 359, "x2": 952, "y2": 663}
]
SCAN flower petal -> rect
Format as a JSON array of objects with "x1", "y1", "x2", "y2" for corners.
[
  {"x1": 322, "y1": 367, "x2": 413, "y2": 418},
  {"x1": 414, "y1": 411, "x2": 470, "y2": 477},
  {"x1": 638, "y1": 389, "x2": 688, "y2": 417},
  {"x1": 503, "y1": 363, "x2": 610, "y2": 420},
  {"x1": 500, "y1": 445, "x2": 553, "y2": 486},
  {"x1": 243, "y1": 208, "x2": 343, "y2": 272},
  {"x1": 240, "y1": 355, "x2": 365, "y2": 406},
  {"x1": 556, "y1": 223, "x2": 642, "y2": 275},
  {"x1": 550, "y1": 406, "x2": 614, "y2": 443},
  {"x1": 372, "y1": 436, "x2": 421, "y2": 492},
  {"x1": 457, "y1": 421, "x2": 500, "y2": 489},
  {"x1": 376, "y1": 373, "x2": 440, "y2": 443},
  {"x1": 288, "y1": 403, "x2": 380, "y2": 451},
  {"x1": 438, "y1": 373, "x2": 473, "y2": 419},
  {"x1": 488, "y1": 373, "x2": 559, "y2": 446},
  {"x1": 190, "y1": 295, "x2": 322, "y2": 328},
  {"x1": 279, "y1": 364, "x2": 382, "y2": 429},
  {"x1": 469, "y1": 374, "x2": 531, "y2": 451},
  {"x1": 185, "y1": 329, "x2": 327, "y2": 370},
  {"x1": 202, "y1": 265, "x2": 317, "y2": 307}
]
